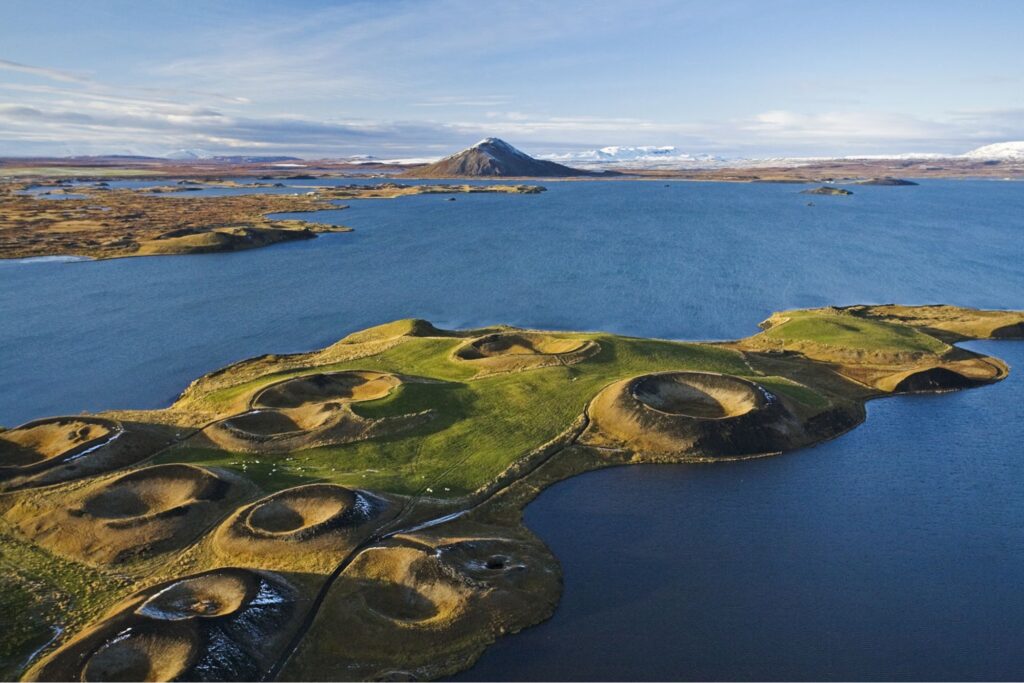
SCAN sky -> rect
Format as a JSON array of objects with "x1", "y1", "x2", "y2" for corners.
[{"x1": 1, "y1": 0, "x2": 1023, "y2": 159}]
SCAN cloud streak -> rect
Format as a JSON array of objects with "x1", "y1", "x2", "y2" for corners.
[{"x1": 0, "y1": 58, "x2": 88, "y2": 83}]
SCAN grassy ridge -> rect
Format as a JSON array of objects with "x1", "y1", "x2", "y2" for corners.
[
  {"x1": 161, "y1": 333, "x2": 756, "y2": 496},
  {"x1": 761, "y1": 310, "x2": 949, "y2": 354}
]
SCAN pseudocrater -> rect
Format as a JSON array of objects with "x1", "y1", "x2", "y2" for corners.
[
  {"x1": 81, "y1": 623, "x2": 200, "y2": 683},
  {"x1": 632, "y1": 372, "x2": 760, "y2": 419},
  {"x1": 203, "y1": 371, "x2": 415, "y2": 453},
  {"x1": 81, "y1": 464, "x2": 228, "y2": 523},
  {"x1": 253, "y1": 370, "x2": 399, "y2": 408},
  {"x1": 214, "y1": 484, "x2": 394, "y2": 570},
  {"x1": 588, "y1": 371, "x2": 800, "y2": 458},
  {"x1": 6, "y1": 464, "x2": 236, "y2": 565},
  {"x1": 29, "y1": 568, "x2": 298, "y2": 682},
  {"x1": 246, "y1": 483, "x2": 359, "y2": 537},
  {"x1": 453, "y1": 331, "x2": 600, "y2": 373},
  {"x1": 0, "y1": 417, "x2": 118, "y2": 474},
  {"x1": 136, "y1": 569, "x2": 259, "y2": 621}
]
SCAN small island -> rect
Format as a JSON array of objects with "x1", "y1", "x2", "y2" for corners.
[
  {"x1": 856, "y1": 177, "x2": 919, "y2": 186},
  {"x1": 800, "y1": 185, "x2": 854, "y2": 196},
  {"x1": 2, "y1": 304, "x2": 1022, "y2": 680}
]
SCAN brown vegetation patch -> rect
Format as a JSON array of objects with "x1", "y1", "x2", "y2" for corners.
[
  {"x1": 254, "y1": 370, "x2": 400, "y2": 409},
  {"x1": 588, "y1": 371, "x2": 803, "y2": 458},
  {"x1": 26, "y1": 568, "x2": 299, "y2": 682},
  {"x1": 81, "y1": 622, "x2": 200, "y2": 682},
  {"x1": 0, "y1": 418, "x2": 173, "y2": 492},
  {"x1": 280, "y1": 525, "x2": 561, "y2": 681},
  {"x1": 0, "y1": 417, "x2": 115, "y2": 471},
  {"x1": 213, "y1": 485, "x2": 398, "y2": 572},
  {"x1": 6, "y1": 464, "x2": 239, "y2": 565},
  {"x1": 202, "y1": 371, "x2": 429, "y2": 453},
  {"x1": 136, "y1": 570, "x2": 259, "y2": 621},
  {"x1": 843, "y1": 304, "x2": 1024, "y2": 342},
  {"x1": 453, "y1": 332, "x2": 599, "y2": 374}
]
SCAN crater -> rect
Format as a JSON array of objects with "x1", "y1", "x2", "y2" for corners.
[
  {"x1": 81, "y1": 464, "x2": 227, "y2": 523},
  {"x1": 219, "y1": 409, "x2": 304, "y2": 437},
  {"x1": 0, "y1": 417, "x2": 117, "y2": 471},
  {"x1": 253, "y1": 371, "x2": 400, "y2": 409},
  {"x1": 364, "y1": 583, "x2": 440, "y2": 622},
  {"x1": 136, "y1": 569, "x2": 259, "y2": 621},
  {"x1": 455, "y1": 332, "x2": 590, "y2": 360},
  {"x1": 588, "y1": 371, "x2": 800, "y2": 458},
  {"x1": 893, "y1": 367, "x2": 984, "y2": 393},
  {"x1": 631, "y1": 372, "x2": 761, "y2": 419},
  {"x1": 244, "y1": 484, "x2": 359, "y2": 537},
  {"x1": 81, "y1": 624, "x2": 199, "y2": 683}
]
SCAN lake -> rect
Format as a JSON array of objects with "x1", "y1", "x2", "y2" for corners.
[{"x1": 1, "y1": 179, "x2": 1022, "y2": 679}]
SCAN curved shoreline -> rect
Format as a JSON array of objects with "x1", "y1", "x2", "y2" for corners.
[{"x1": 3, "y1": 305, "x2": 1023, "y2": 680}]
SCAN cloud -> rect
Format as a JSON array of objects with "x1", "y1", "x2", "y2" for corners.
[
  {"x1": 1, "y1": 2, "x2": 1022, "y2": 158},
  {"x1": 0, "y1": 58, "x2": 88, "y2": 83},
  {"x1": 3, "y1": 97, "x2": 1023, "y2": 158}
]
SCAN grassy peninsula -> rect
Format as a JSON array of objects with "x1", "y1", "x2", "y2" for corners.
[{"x1": 1, "y1": 304, "x2": 1022, "y2": 680}]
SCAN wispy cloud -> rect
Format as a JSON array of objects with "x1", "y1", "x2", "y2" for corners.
[
  {"x1": 1, "y1": 2, "x2": 1023, "y2": 157},
  {"x1": 0, "y1": 58, "x2": 88, "y2": 83}
]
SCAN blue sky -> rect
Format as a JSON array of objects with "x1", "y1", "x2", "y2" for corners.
[{"x1": 1, "y1": 0, "x2": 1022, "y2": 158}]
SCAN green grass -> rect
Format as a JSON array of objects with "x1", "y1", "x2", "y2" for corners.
[
  {"x1": 762, "y1": 311, "x2": 948, "y2": 354},
  {"x1": 161, "y1": 332, "x2": 760, "y2": 497},
  {"x1": 755, "y1": 376, "x2": 831, "y2": 409},
  {"x1": 0, "y1": 532, "x2": 129, "y2": 677}
]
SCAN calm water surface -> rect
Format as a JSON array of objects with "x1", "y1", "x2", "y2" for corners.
[
  {"x1": 462, "y1": 339, "x2": 1024, "y2": 681},
  {"x1": 1, "y1": 180, "x2": 1022, "y2": 679}
]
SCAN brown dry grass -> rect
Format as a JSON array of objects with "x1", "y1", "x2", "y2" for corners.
[{"x1": 5, "y1": 464, "x2": 242, "y2": 566}]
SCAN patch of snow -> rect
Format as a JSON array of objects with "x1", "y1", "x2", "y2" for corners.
[
  {"x1": 64, "y1": 429, "x2": 123, "y2": 463},
  {"x1": 165, "y1": 148, "x2": 215, "y2": 160},
  {"x1": 962, "y1": 141, "x2": 1024, "y2": 160},
  {"x1": 538, "y1": 145, "x2": 727, "y2": 169}
]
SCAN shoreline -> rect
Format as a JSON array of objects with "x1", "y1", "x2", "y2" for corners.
[{"x1": 3, "y1": 305, "x2": 1023, "y2": 679}]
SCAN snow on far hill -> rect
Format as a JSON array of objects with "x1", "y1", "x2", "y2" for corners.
[
  {"x1": 165, "y1": 148, "x2": 215, "y2": 160},
  {"x1": 962, "y1": 141, "x2": 1024, "y2": 160},
  {"x1": 538, "y1": 146, "x2": 726, "y2": 169}
]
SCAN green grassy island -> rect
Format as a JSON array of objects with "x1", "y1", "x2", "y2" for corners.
[{"x1": 1, "y1": 304, "x2": 1022, "y2": 680}]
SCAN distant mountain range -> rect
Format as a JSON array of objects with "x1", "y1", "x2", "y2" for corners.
[
  {"x1": 535, "y1": 141, "x2": 1024, "y2": 170},
  {"x1": 538, "y1": 146, "x2": 726, "y2": 169},
  {"x1": 402, "y1": 138, "x2": 601, "y2": 178},
  {"x1": 164, "y1": 149, "x2": 303, "y2": 163}
]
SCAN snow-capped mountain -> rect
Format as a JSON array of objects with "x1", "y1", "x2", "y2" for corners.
[
  {"x1": 539, "y1": 146, "x2": 726, "y2": 169},
  {"x1": 165, "y1": 148, "x2": 216, "y2": 160},
  {"x1": 962, "y1": 141, "x2": 1024, "y2": 160}
]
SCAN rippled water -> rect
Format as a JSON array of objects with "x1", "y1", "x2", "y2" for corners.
[{"x1": 1, "y1": 179, "x2": 1023, "y2": 679}]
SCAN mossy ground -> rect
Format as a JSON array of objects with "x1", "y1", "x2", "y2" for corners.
[
  {"x1": 158, "y1": 333, "x2": 753, "y2": 496},
  {"x1": 758, "y1": 309, "x2": 949, "y2": 354}
]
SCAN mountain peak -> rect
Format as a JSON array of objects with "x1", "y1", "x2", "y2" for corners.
[{"x1": 403, "y1": 138, "x2": 597, "y2": 178}]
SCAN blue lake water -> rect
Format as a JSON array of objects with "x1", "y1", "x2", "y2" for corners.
[
  {"x1": 462, "y1": 338, "x2": 1024, "y2": 681},
  {"x1": 1, "y1": 179, "x2": 1023, "y2": 679}
]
